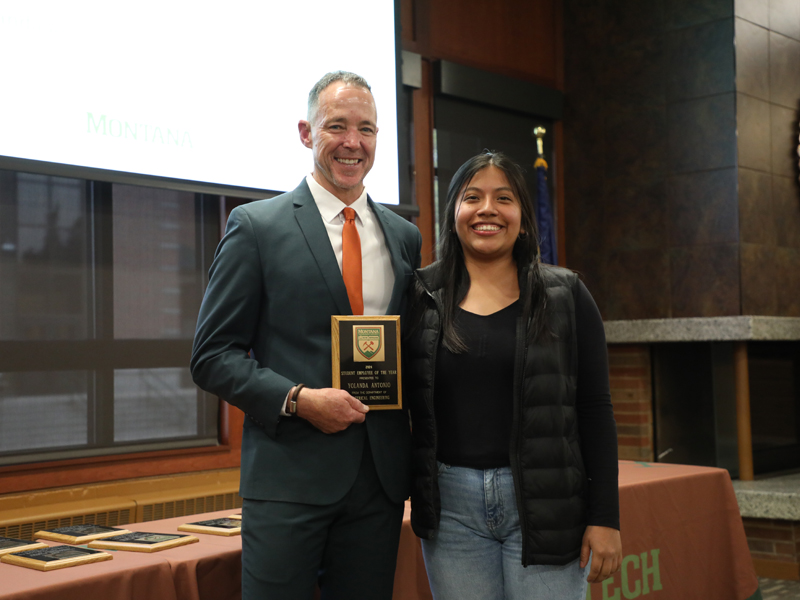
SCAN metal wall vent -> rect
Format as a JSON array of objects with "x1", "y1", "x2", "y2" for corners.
[
  {"x1": 141, "y1": 493, "x2": 242, "y2": 522},
  {"x1": 0, "y1": 509, "x2": 132, "y2": 541}
]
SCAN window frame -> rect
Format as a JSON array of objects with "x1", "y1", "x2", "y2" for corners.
[
  {"x1": 0, "y1": 174, "x2": 234, "y2": 491},
  {"x1": 0, "y1": 404, "x2": 243, "y2": 495}
]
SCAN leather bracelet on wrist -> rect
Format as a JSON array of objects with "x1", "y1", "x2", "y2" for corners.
[{"x1": 287, "y1": 384, "x2": 305, "y2": 415}]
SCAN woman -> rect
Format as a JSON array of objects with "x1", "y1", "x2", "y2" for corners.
[{"x1": 405, "y1": 151, "x2": 621, "y2": 599}]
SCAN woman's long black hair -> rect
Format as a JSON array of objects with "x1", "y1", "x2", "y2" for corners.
[{"x1": 434, "y1": 151, "x2": 549, "y2": 353}]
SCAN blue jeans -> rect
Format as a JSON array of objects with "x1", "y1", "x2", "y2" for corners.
[{"x1": 421, "y1": 463, "x2": 589, "y2": 600}]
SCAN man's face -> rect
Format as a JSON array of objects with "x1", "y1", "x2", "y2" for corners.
[{"x1": 299, "y1": 82, "x2": 378, "y2": 204}]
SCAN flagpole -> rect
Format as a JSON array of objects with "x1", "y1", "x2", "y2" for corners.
[{"x1": 533, "y1": 127, "x2": 557, "y2": 265}]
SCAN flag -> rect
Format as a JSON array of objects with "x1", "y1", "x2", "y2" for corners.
[{"x1": 534, "y1": 157, "x2": 557, "y2": 265}]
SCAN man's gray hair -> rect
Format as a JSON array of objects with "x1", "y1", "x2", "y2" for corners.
[{"x1": 307, "y1": 71, "x2": 372, "y2": 124}]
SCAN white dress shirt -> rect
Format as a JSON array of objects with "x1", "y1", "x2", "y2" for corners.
[
  {"x1": 283, "y1": 176, "x2": 396, "y2": 415},
  {"x1": 305, "y1": 175, "x2": 395, "y2": 316}
]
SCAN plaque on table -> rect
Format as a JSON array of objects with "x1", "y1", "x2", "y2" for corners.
[
  {"x1": 87, "y1": 532, "x2": 199, "y2": 552},
  {"x1": 331, "y1": 316, "x2": 402, "y2": 410},
  {"x1": 227, "y1": 514, "x2": 242, "y2": 520},
  {"x1": 1, "y1": 545, "x2": 112, "y2": 571},
  {"x1": 34, "y1": 524, "x2": 131, "y2": 544},
  {"x1": 178, "y1": 518, "x2": 241, "y2": 536},
  {"x1": 0, "y1": 536, "x2": 47, "y2": 556}
]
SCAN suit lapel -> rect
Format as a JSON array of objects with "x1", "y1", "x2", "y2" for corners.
[
  {"x1": 368, "y1": 198, "x2": 406, "y2": 315},
  {"x1": 293, "y1": 182, "x2": 352, "y2": 315}
]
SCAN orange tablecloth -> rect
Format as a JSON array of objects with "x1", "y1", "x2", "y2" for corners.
[
  {"x1": 0, "y1": 461, "x2": 761, "y2": 600},
  {"x1": 395, "y1": 462, "x2": 761, "y2": 600},
  {"x1": 120, "y1": 510, "x2": 242, "y2": 600},
  {"x1": 593, "y1": 461, "x2": 760, "y2": 600},
  {"x1": 0, "y1": 543, "x2": 178, "y2": 600}
]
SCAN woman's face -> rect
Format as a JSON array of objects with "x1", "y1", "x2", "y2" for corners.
[{"x1": 454, "y1": 165, "x2": 523, "y2": 263}]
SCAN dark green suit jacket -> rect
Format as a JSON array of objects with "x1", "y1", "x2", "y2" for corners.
[{"x1": 191, "y1": 179, "x2": 422, "y2": 505}]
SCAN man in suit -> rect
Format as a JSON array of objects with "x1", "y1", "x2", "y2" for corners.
[{"x1": 190, "y1": 71, "x2": 421, "y2": 599}]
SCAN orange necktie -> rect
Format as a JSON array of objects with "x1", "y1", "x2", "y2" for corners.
[{"x1": 342, "y1": 207, "x2": 363, "y2": 315}]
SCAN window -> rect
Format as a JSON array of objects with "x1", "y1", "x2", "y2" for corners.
[{"x1": 0, "y1": 171, "x2": 220, "y2": 465}]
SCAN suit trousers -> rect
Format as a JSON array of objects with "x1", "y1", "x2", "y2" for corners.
[{"x1": 241, "y1": 439, "x2": 404, "y2": 600}]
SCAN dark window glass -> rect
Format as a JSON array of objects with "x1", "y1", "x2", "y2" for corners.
[
  {"x1": 0, "y1": 371, "x2": 88, "y2": 452},
  {"x1": 0, "y1": 172, "x2": 89, "y2": 340},
  {"x1": 114, "y1": 367, "x2": 206, "y2": 443},
  {"x1": 112, "y1": 185, "x2": 201, "y2": 340}
]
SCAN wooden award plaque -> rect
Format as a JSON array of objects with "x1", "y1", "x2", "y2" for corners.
[
  {"x1": 178, "y1": 517, "x2": 242, "y2": 536},
  {"x1": 331, "y1": 315, "x2": 402, "y2": 410},
  {"x1": 1, "y1": 545, "x2": 112, "y2": 571},
  {"x1": 34, "y1": 524, "x2": 131, "y2": 545},
  {"x1": 88, "y1": 532, "x2": 199, "y2": 552},
  {"x1": 0, "y1": 537, "x2": 47, "y2": 557}
]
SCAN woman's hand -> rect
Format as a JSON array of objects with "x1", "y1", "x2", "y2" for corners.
[{"x1": 580, "y1": 525, "x2": 622, "y2": 583}]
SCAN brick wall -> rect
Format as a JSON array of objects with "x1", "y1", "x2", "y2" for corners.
[
  {"x1": 743, "y1": 518, "x2": 800, "y2": 580},
  {"x1": 608, "y1": 344, "x2": 654, "y2": 462}
]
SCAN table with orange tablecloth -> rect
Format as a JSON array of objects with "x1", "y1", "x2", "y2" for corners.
[
  {"x1": 592, "y1": 461, "x2": 760, "y2": 600},
  {"x1": 0, "y1": 461, "x2": 761, "y2": 600},
  {"x1": 114, "y1": 509, "x2": 243, "y2": 600},
  {"x1": 0, "y1": 508, "x2": 241, "y2": 600},
  {"x1": 0, "y1": 540, "x2": 179, "y2": 600},
  {"x1": 393, "y1": 461, "x2": 762, "y2": 600}
]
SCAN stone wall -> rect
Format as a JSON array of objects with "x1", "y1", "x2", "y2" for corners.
[
  {"x1": 563, "y1": 0, "x2": 800, "y2": 319},
  {"x1": 736, "y1": 2, "x2": 800, "y2": 315}
]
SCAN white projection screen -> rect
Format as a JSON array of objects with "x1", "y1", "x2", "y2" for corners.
[{"x1": 0, "y1": 1, "x2": 403, "y2": 203}]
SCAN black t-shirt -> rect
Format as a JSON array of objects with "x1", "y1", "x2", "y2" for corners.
[
  {"x1": 435, "y1": 300, "x2": 518, "y2": 469},
  {"x1": 433, "y1": 280, "x2": 619, "y2": 529}
]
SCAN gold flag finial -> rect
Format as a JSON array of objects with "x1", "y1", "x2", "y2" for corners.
[{"x1": 533, "y1": 126, "x2": 546, "y2": 157}]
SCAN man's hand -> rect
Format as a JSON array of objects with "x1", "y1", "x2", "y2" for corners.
[
  {"x1": 580, "y1": 525, "x2": 622, "y2": 583},
  {"x1": 294, "y1": 386, "x2": 369, "y2": 433}
]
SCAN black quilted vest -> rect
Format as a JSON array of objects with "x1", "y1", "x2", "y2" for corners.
[{"x1": 405, "y1": 261, "x2": 587, "y2": 566}]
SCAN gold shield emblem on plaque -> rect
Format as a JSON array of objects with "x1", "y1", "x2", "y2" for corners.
[{"x1": 353, "y1": 325, "x2": 384, "y2": 362}]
